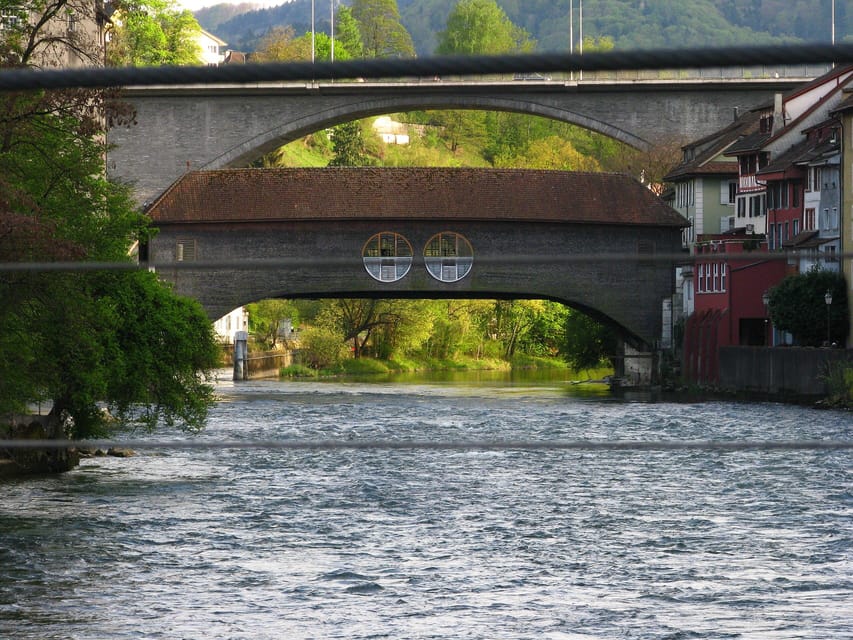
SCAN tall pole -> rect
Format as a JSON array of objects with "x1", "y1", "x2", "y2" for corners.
[
  {"x1": 311, "y1": 0, "x2": 315, "y2": 64},
  {"x1": 330, "y1": 0, "x2": 335, "y2": 62},
  {"x1": 569, "y1": 0, "x2": 573, "y2": 54},
  {"x1": 579, "y1": 0, "x2": 583, "y2": 80},
  {"x1": 579, "y1": 0, "x2": 583, "y2": 54},
  {"x1": 832, "y1": 0, "x2": 836, "y2": 45}
]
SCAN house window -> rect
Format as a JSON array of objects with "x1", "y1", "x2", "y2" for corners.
[
  {"x1": 826, "y1": 245, "x2": 837, "y2": 262},
  {"x1": 362, "y1": 232, "x2": 413, "y2": 283},
  {"x1": 792, "y1": 184, "x2": 800, "y2": 208},
  {"x1": 176, "y1": 239, "x2": 196, "y2": 261},
  {"x1": 728, "y1": 181, "x2": 737, "y2": 204},
  {"x1": 424, "y1": 232, "x2": 473, "y2": 283},
  {"x1": 737, "y1": 197, "x2": 746, "y2": 218},
  {"x1": 805, "y1": 208, "x2": 816, "y2": 230},
  {"x1": 720, "y1": 264, "x2": 727, "y2": 291},
  {"x1": 749, "y1": 194, "x2": 765, "y2": 218},
  {"x1": 712, "y1": 262, "x2": 719, "y2": 292},
  {"x1": 697, "y1": 264, "x2": 704, "y2": 293},
  {"x1": 769, "y1": 223, "x2": 776, "y2": 250},
  {"x1": 793, "y1": 219, "x2": 799, "y2": 237}
]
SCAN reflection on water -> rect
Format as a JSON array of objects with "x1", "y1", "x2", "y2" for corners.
[{"x1": 0, "y1": 372, "x2": 850, "y2": 639}]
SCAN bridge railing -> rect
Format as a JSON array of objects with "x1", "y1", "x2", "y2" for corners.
[{"x1": 393, "y1": 63, "x2": 832, "y2": 84}]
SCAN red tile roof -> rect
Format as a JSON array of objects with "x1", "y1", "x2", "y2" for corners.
[{"x1": 147, "y1": 167, "x2": 687, "y2": 228}]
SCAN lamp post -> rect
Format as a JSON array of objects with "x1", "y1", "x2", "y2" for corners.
[
  {"x1": 762, "y1": 291, "x2": 771, "y2": 346},
  {"x1": 824, "y1": 290, "x2": 833, "y2": 346}
]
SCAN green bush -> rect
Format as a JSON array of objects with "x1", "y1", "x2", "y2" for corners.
[
  {"x1": 279, "y1": 364, "x2": 316, "y2": 378},
  {"x1": 299, "y1": 327, "x2": 350, "y2": 370},
  {"x1": 341, "y1": 358, "x2": 389, "y2": 375}
]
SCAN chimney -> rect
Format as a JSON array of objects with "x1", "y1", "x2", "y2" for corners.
[{"x1": 772, "y1": 93, "x2": 784, "y2": 134}]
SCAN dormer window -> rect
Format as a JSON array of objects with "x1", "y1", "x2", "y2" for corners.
[{"x1": 759, "y1": 115, "x2": 773, "y2": 133}]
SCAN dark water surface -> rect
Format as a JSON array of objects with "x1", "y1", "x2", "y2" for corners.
[{"x1": 1, "y1": 372, "x2": 851, "y2": 639}]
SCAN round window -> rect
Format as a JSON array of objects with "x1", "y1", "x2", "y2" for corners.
[
  {"x1": 423, "y1": 231, "x2": 473, "y2": 283},
  {"x1": 362, "y1": 232, "x2": 413, "y2": 283}
]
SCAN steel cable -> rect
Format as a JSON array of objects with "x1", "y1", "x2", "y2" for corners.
[
  {"x1": 0, "y1": 43, "x2": 852, "y2": 90},
  {"x1": 1, "y1": 438, "x2": 851, "y2": 452}
]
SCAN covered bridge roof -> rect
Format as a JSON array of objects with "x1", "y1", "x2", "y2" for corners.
[{"x1": 146, "y1": 167, "x2": 687, "y2": 228}]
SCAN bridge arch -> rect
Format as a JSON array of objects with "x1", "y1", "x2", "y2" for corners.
[
  {"x1": 199, "y1": 94, "x2": 649, "y2": 172},
  {"x1": 144, "y1": 167, "x2": 687, "y2": 350},
  {"x1": 218, "y1": 289, "x2": 640, "y2": 350},
  {"x1": 110, "y1": 79, "x2": 799, "y2": 205}
]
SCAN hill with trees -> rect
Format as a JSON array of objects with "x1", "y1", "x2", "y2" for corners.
[{"x1": 198, "y1": 0, "x2": 848, "y2": 56}]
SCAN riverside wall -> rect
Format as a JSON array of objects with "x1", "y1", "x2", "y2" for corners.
[{"x1": 718, "y1": 346, "x2": 852, "y2": 398}]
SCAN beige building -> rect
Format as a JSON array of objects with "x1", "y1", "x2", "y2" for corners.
[
  {"x1": 833, "y1": 91, "x2": 853, "y2": 347},
  {"x1": 1, "y1": 0, "x2": 110, "y2": 68}
]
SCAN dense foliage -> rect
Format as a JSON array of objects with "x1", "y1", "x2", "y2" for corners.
[
  {"x1": 248, "y1": 298, "x2": 618, "y2": 375},
  {"x1": 767, "y1": 270, "x2": 849, "y2": 347},
  {"x1": 197, "y1": 0, "x2": 849, "y2": 57},
  {"x1": 1, "y1": 1, "x2": 220, "y2": 437},
  {"x1": 107, "y1": 0, "x2": 204, "y2": 66}
]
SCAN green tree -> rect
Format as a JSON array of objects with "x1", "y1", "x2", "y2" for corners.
[
  {"x1": 560, "y1": 310, "x2": 619, "y2": 373},
  {"x1": 1, "y1": 3, "x2": 220, "y2": 439},
  {"x1": 334, "y1": 5, "x2": 363, "y2": 58},
  {"x1": 299, "y1": 326, "x2": 349, "y2": 369},
  {"x1": 107, "y1": 0, "x2": 203, "y2": 66},
  {"x1": 328, "y1": 121, "x2": 371, "y2": 166},
  {"x1": 246, "y1": 299, "x2": 301, "y2": 349},
  {"x1": 351, "y1": 0, "x2": 415, "y2": 58},
  {"x1": 436, "y1": 0, "x2": 534, "y2": 55},
  {"x1": 768, "y1": 269, "x2": 849, "y2": 347}
]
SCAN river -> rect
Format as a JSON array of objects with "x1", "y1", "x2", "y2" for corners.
[{"x1": 1, "y1": 371, "x2": 850, "y2": 639}]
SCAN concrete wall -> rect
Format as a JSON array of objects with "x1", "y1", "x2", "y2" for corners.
[{"x1": 719, "y1": 346, "x2": 853, "y2": 397}]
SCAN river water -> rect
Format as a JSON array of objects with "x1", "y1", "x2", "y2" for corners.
[{"x1": 1, "y1": 371, "x2": 851, "y2": 639}]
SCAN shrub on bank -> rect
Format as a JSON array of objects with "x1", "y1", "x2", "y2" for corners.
[{"x1": 823, "y1": 362, "x2": 853, "y2": 408}]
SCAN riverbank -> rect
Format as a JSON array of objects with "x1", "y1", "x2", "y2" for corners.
[{"x1": 278, "y1": 354, "x2": 612, "y2": 381}]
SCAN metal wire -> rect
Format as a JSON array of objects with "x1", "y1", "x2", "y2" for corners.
[
  {"x1": 1, "y1": 44, "x2": 852, "y2": 91},
  {"x1": 1, "y1": 438, "x2": 850, "y2": 452},
  {"x1": 2, "y1": 252, "x2": 853, "y2": 273}
]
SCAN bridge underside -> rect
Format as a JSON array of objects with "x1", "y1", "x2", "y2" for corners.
[{"x1": 146, "y1": 218, "x2": 681, "y2": 348}]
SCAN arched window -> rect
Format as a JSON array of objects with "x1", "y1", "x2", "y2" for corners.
[
  {"x1": 424, "y1": 232, "x2": 473, "y2": 283},
  {"x1": 362, "y1": 232, "x2": 413, "y2": 283}
]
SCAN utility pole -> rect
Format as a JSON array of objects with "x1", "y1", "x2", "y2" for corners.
[
  {"x1": 311, "y1": 0, "x2": 315, "y2": 64},
  {"x1": 330, "y1": 0, "x2": 335, "y2": 62}
]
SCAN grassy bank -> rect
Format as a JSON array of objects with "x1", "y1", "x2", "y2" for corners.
[{"x1": 280, "y1": 354, "x2": 612, "y2": 382}]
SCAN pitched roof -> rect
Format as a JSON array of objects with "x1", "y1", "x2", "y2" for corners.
[
  {"x1": 663, "y1": 110, "x2": 760, "y2": 181},
  {"x1": 146, "y1": 167, "x2": 688, "y2": 228}
]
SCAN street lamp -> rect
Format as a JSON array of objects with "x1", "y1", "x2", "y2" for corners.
[
  {"x1": 762, "y1": 291, "x2": 771, "y2": 346},
  {"x1": 824, "y1": 289, "x2": 833, "y2": 346}
]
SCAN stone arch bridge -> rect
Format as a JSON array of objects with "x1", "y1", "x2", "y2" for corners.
[
  {"x1": 109, "y1": 77, "x2": 806, "y2": 205},
  {"x1": 144, "y1": 167, "x2": 687, "y2": 382}
]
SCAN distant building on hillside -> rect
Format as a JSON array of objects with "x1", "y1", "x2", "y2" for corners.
[{"x1": 198, "y1": 29, "x2": 227, "y2": 66}]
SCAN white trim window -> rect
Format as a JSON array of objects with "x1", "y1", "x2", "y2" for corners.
[
  {"x1": 424, "y1": 231, "x2": 473, "y2": 283},
  {"x1": 362, "y1": 232, "x2": 413, "y2": 283}
]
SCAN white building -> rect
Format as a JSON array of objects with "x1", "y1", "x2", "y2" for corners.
[
  {"x1": 198, "y1": 29, "x2": 226, "y2": 66},
  {"x1": 214, "y1": 307, "x2": 249, "y2": 344}
]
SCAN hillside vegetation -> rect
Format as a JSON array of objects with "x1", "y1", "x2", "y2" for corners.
[{"x1": 197, "y1": 0, "x2": 849, "y2": 56}]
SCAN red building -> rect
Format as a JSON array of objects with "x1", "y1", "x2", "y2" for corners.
[{"x1": 684, "y1": 233, "x2": 786, "y2": 384}]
